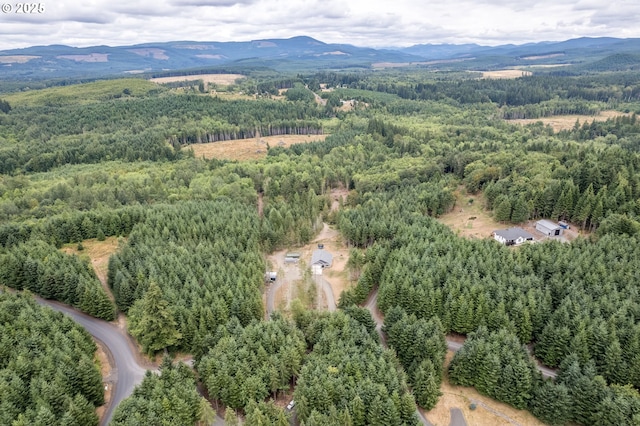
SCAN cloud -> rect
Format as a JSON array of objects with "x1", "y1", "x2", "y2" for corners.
[
  {"x1": 171, "y1": 0, "x2": 258, "y2": 6},
  {"x1": 1, "y1": 0, "x2": 639, "y2": 50}
]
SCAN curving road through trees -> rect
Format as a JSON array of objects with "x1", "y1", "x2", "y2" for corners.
[
  {"x1": 364, "y1": 288, "x2": 558, "y2": 379},
  {"x1": 34, "y1": 297, "x2": 149, "y2": 426}
]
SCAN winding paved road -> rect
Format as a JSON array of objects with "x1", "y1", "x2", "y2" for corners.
[{"x1": 34, "y1": 297, "x2": 149, "y2": 426}]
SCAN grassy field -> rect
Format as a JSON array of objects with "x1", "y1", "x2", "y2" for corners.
[
  {"x1": 481, "y1": 70, "x2": 533, "y2": 79},
  {"x1": 437, "y1": 188, "x2": 501, "y2": 240},
  {"x1": 61, "y1": 237, "x2": 124, "y2": 299},
  {"x1": 187, "y1": 134, "x2": 328, "y2": 161},
  {"x1": 510, "y1": 110, "x2": 629, "y2": 132},
  {"x1": 2, "y1": 78, "x2": 159, "y2": 106},
  {"x1": 150, "y1": 73, "x2": 245, "y2": 85}
]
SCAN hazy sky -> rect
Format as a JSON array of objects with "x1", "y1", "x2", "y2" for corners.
[{"x1": 1, "y1": 0, "x2": 639, "y2": 50}]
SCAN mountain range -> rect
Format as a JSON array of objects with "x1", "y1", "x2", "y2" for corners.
[{"x1": 2, "y1": 35, "x2": 640, "y2": 80}]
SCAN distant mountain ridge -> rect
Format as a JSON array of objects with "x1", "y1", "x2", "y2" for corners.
[{"x1": 2, "y1": 35, "x2": 640, "y2": 80}]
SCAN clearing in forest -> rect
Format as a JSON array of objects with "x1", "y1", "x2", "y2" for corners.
[
  {"x1": 510, "y1": 110, "x2": 630, "y2": 132},
  {"x1": 481, "y1": 70, "x2": 532, "y2": 79},
  {"x1": 149, "y1": 73, "x2": 245, "y2": 85},
  {"x1": 188, "y1": 134, "x2": 328, "y2": 161},
  {"x1": 425, "y1": 351, "x2": 546, "y2": 426},
  {"x1": 266, "y1": 222, "x2": 351, "y2": 315},
  {"x1": 437, "y1": 188, "x2": 502, "y2": 240},
  {"x1": 61, "y1": 237, "x2": 124, "y2": 300}
]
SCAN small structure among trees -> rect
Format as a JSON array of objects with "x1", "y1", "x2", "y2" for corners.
[
  {"x1": 535, "y1": 219, "x2": 563, "y2": 236},
  {"x1": 285, "y1": 253, "x2": 301, "y2": 263},
  {"x1": 492, "y1": 227, "x2": 535, "y2": 246}
]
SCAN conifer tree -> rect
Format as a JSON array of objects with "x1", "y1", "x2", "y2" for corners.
[{"x1": 128, "y1": 281, "x2": 182, "y2": 355}]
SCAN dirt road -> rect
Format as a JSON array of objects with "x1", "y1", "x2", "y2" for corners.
[{"x1": 266, "y1": 250, "x2": 302, "y2": 317}]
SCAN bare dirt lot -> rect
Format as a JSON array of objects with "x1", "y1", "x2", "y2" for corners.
[
  {"x1": 312, "y1": 223, "x2": 350, "y2": 300},
  {"x1": 437, "y1": 189, "x2": 503, "y2": 239},
  {"x1": 149, "y1": 73, "x2": 245, "y2": 85},
  {"x1": 61, "y1": 237, "x2": 124, "y2": 299},
  {"x1": 510, "y1": 110, "x2": 630, "y2": 132},
  {"x1": 188, "y1": 134, "x2": 328, "y2": 161},
  {"x1": 424, "y1": 351, "x2": 546, "y2": 426},
  {"x1": 481, "y1": 70, "x2": 533, "y2": 79}
]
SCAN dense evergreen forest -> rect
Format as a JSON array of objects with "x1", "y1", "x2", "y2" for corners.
[
  {"x1": 0, "y1": 291, "x2": 104, "y2": 426},
  {"x1": 2, "y1": 67, "x2": 640, "y2": 425}
]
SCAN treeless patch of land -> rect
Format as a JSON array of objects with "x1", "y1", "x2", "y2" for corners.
[
  {"x1": 57, "y1": 54, "x2": 109, "y2": 63},
  {"x1": 0, "y1": 55, "x2": 40, "y2": 63},
  {"x1": 425, "y1": 351, "x2": 546, "y2": 426},
  {"x1": 521, "y1": 53, "x2": 565, "y2": 60},
  {"x1": 437, "y1": 188, "x2": 502, "y2": 240},
  {"x1": 61, "y1": 237, "x2": 124, "y2": 300},
  {"x1": 187, "y1": 134, "x2": 328, "y2": 161},
  {"x1": 329, "y1": 187, "x2": 349, "y2": 212},
  {"x1": 510, "y1": 110, "x2": 630, "y2": 132},
  {"x1": 481, "y1": 70, "x2": 533, "y2": 79},
  {"x1": 149, "y1": 73, "x2": 245, "y2": 85},
  {"x1": 312, "y1": 223, "x2": 351, "y2": 300},
  {"x1": 267, "y1": 222, "x2": 350, "y2": 314},
  {"x1": 524, "y1": 64, "x2": 571, "y2": 68}
]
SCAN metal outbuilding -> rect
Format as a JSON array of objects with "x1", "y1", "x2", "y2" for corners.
[{"x1": 536, "y1": 220, "x2": 563, "y2": 236}]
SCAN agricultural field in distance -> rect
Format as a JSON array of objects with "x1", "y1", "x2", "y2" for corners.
[
  {"x1": 481, "y1": 69, "x2": 533, "y2": 79},
  {"x1": 187, "y1": 134, "x2": 328, "y2": 161},
  {"x1": 510, "y1": 110, "x2": 630, "y2": 132},
  {"x1": 149, "y1": 73, "x2": 245, "y2": 85}
]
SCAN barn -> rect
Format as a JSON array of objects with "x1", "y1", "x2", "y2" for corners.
[
  {"x1": 536, "y1": 220, "x2": 563, "y2": 236},
  {"x1": 493, "y1": 228, "x2": 535, "y2": 246}
]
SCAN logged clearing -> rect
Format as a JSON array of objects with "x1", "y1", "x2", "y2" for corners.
[
  {"x1": 149, "y1": 73, "x2": 245, "y2": 85},
  {"x1": 425, "y1": 351, "x2": 546, "y2": 426},
  {"x1": 481, "y1": 70, "x2": 532, "y2": 79},
  {"x1": 61, "y1": 237, "x2": 124, "y2": 299},
  {"x1": 188, "y1": 134, "x2": 328, "y2": 161},
  {"x1": 510, "y1": 110, "x2": 629, "y2": 132},
  {"x1": 0, "y1": 55, "x2": 40, "y2": 63},
  {"x1": 437, "y1": 188, "x2": 502, "y2": 239}
]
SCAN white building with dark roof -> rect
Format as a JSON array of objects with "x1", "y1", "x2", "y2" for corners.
[{"x1": 493, "y1": 227, "x2": 535, "y2": 246}]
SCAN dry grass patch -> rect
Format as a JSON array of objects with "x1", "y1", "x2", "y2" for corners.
[
  {"x1": 424, "y1": 351, "x2": 546, "y2": 426},
  {"x1": 0, "y1": 55, "x2": 40, "y2": 63},
  {"x1": 149, "y1": 73, "x2": 245, "y2": 85},
  {"x1": 61, "y1": 237, "x2": 124, "y2": 299},
  {"x1": 510, "y1": 110, "x2": 630, "y2": 132},
  {"x1": 437, "y1": 188, "x2": 502, "y2": 240},
  {"x1": 481, "y1": 70, "x2": 532, "y2": 79},
  {"x1": 95, "y1": 341, "x2": 113, "y2": 422},
  {"x1": 188, "y1": 134, "x2": 328, "y2": 161}
]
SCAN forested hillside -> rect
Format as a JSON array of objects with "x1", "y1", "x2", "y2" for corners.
[
  {"x1": 0, "y1": 291, "x2": 104, "y2": 425},
  {"x1": 2, "y1": 67, "x2": 640, "y2": 425}
]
